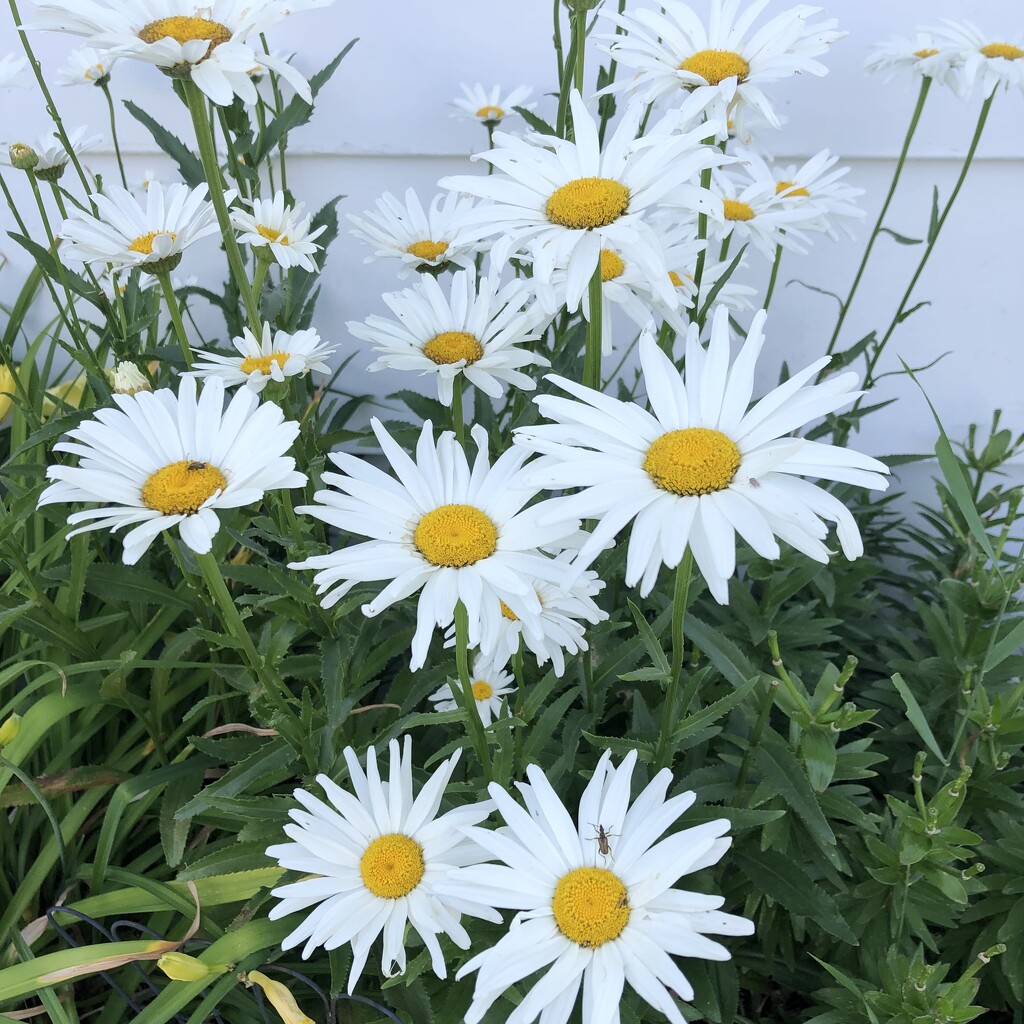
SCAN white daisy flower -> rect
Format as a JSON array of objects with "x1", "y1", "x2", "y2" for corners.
[
  {"x1": 289, "y1": 418, "x2": 583, "y2": 671},
  {"x1": 230, "y1": 191, "x2": 326, "y2": 272},
  {"x1": 864, "y1": 31, "x2": 966, "y2": 95},
  {"x1": 24, "y1": 0, "x2": 332, "y2": 105},
  {"x1": 348, "y1": 269, "x2": 551, "y2": 407},
  {"x1": 439, "y1": 90, "x2": 725, "y2": 308},
  {"x1": 441, "y1": 749, "x2": 754, "y2": 1024},
  {"x1": 516, "y1": 308, "x2": 890, "y2": 603},
  {"x1": 768, "y1": 149, "x2": 864, "y2": 240},
  {"x1": 0, "y1": 53, "x2": 29, "y2": 88},
  {"x1": 38, "y1": 376, "x2": 306, "y2": 565},
  {"x1": 347, "y1": 188, "x2": 482, "y2": 278},
  {"x1": 598, "y1": 0, "x2": 844, "y2": 132},
  {"x1": 428, "y1": 654, "x2": 515, "y2": 726},
  {"x1": 929, "y1": 20, "x2": 1024, "y2": 96},
  {"x1": 56, "y1": 45, "x2": 117, "y2": 85},
  {"x1": 185, "y1": 323, "x2": 338, "y2": 393},
  {"x1": 3, "y1": 125, "x2": 101, "y2": 181},
  {"x1": 266, "y1": 738, "x2": 499, "y2": 990},
  {"x1": 451, "y1": 83, "x2": 534, "y2": 126},
  {"x1": 58, "y1": 181, "x2": 229, "y2": 274}
]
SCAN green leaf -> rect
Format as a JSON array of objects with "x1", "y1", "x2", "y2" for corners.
[
  {"x1": 879, "y1": 227, "x2": 923, "y2": 245},
  {"x1": 123, "y1": 101, "x2": 204, "y2": 185},
  {"x1": 890, "y1": 672, "x2": 948, "y2": 765},
  {"x1": 626, "y1": 599, "x2": 670, "y2": 679},
  {"x1": 800, "y1": 728, "x2": 838, "y2": 792},
  {"x1": 927, "y1": 184, "x2": 940, "y2": 242},
  {"x1": 514, "y1": 105, "x2": 557, "y2": 136},
  {"x1": 674, "y1": 674, "x2": 759, "y2": 741},
  {"x1": 983, "y1": 615, "x2": 1024, "y2": 674}
]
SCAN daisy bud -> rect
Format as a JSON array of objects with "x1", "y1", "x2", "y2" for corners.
[
  {"x1": 8, "y1": 143, "x2": 38, "y2": 171},
  {"x1": 108, "y1": 361, "x2": 152, "y2": 396},
  {"x1": 0, "y1": 363, "x2": 17, "y2": 422},
  {"x1": 245, "y1": 971, "x2": 314, "y2": 1024},
  {"x1": 157, "y1": 953, "x2": 227, "y2": 982},
  {"x1": 0, "y1": 713, "x2": 20, "y2": 746}
]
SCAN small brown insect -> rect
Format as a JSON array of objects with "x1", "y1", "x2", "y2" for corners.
[
  {"x1": 616, "y1": 895, "x2": 629, "y2": 909},
  {"x1": 590, "y1": 823, "x2": 618, "y2": 858},
  {"x1": 186, "y1": 461, "x2": 207, "y2": 471},
  {"x1": 748, "y1": 477, "x2": 760, "y2": 488}
]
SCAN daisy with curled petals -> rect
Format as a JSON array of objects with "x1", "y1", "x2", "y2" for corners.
[
  {"x1": 439, "y1": 90, "x2": 725, "y2": 308},
  {"x1": 266, "y1": 738, "x2": 499, "y2": 991},
  {"x1": 598, "y1": 0, "x2": 844, "y2": 132},
  {"x1": 290, "y1": 419, "x2": 583, "y2": 670},
  {"x1": 57, "y1": 46, "x2": 116, "y2": 85},
  {"x1": 347, "y1": 188, "x2": 481, "y2": 278},
  {"x1": 768, "y1": 149, "x2": 864, "y2": 240},
  {"x1": 58, "y1": 181, "x2": 228, "y2": 274},
  {"x1": 516, "y1": 308, "x2": 890, "y2": 603},
  {"x1": 38, "y1": 376, "x2": 305, "y2": 565},
  {"x1": 230, "y1": 191, "x2": 326, "y2": 272},
  {"x1": 428, "y1": 654, "x2": 515, "y2": 726},
  {"x1": 3, "y1": 125, "x2": 101, "y2": 181},
  {"x1": 349, "y1": 269, "x2": 551, "y2": 407},
  {"x1": 0, "y1": 53, "x2": 28, "y2": 88},
  {"x1": 451, "y1": 83, "x2": 534, "y2": 126},
  {"x1": 440, "y1": 749, "x2": 753, "y2": 1024},
  {"x1": 864, "y1": 31, "x2": 965, "y2": 95},
  {"x1": 24, "y1": 0, "x2": 331, "y2": 105},
  {"x1": 929, "y1": 21, "x2": 1024, "y2": 96},
  {"x1": 184, "y1": 323, "x2": 338, "y2": 393}
]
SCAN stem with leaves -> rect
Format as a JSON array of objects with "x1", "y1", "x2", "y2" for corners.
[
  {"x1": 157, "y1": 272, "x2": 194, "y2": 369},
  {"x1": 454, "y1": 601, "x2": 492, "y2": 783},
  {"x1": 655, "y1": 548, "x2": 694, "y2": 768},
  {"x1": 582, "y1": 265, "x2": 604, "y2": 391}
]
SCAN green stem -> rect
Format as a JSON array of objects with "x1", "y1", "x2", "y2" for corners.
[
  {"x1": 451, "y1": 373, "x2": 466, "y2": 446},
  {"x1": 572, "y1": 0, "x2": 586, "y2": 96},
  {"x1": 656, "y1": 548, "x2": 694, "y2": 768},
  {"x1": 736, "y1": 677, "x2": 778, "y2": 791},
  {"x1": 183, "y1": 80, "x2": 261, "y2": 332},
  {"x1": 251, "y1": 257, "x2": 269, "y2": 306},
  {"x1": 763, "y1": 244, "x2": 783, "y2": 311},
  {"x1": 486, "y1": 123, "x2": 495, "y2": 173},
  {"x1": 582, "y1": 263, "x2": 603, "y2": 391},
  {"x1": 100, "y1": 81, "x2": 128, "y2": 189},
  {"x1": 259, "y1": 33, "x2": 289, "y2": 195},
  {"x1": 454, "y1": 601, "x2": 492, "y2": 782},
  {"x1": 552, "y1": 0, "x2": 565, "y2": 92},
  {"x1": 690, "y1": 156, "x2": 715, "y2": 327},
  {"x1": 157, "y1": 272, "x2": 193, "y2": 369},
  {"x1": 824, "y1": 77, "x2": 932, "y2": 362}
]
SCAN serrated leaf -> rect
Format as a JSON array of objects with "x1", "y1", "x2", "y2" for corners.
[
  {"x1": 123, "y1": 101, "x2": 204, "y2": 185},
  {"x1": 626, "y1": 599, "x2": 670, "y2": 678}
]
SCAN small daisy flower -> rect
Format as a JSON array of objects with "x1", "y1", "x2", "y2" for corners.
[
  {"x1": 516, "y1": 309, "x2": 890, "y2": 603},
  {"x1": 428, "y1": 655, "x2": 515, "y2": 726},
  {"x1": 57, "y1": 46, "x2": 117, "y2": 85},
  {"x1": 58, "y1": 181, "x2": 229, "y2": 274},
  {"x1": 598, "y1": 0, "x2": 844, "y2": 132},
  {"x1": 929, "y1": 21, "x2": 1024, "y2": 96},
  {"x1": 0, "y1": 53, "x2": 29, "y2": 88},
  {"x1": 185, "y1": 323, "x2": 338, "y2": 393},
  {"x1": 290, "y1": 418, "x2": 583, "y2": 671},
  {"x1": 768, "y1": 149, "x2": 864, "y2": 240},
  {"x1": 451, "y1": 83, "x2": 534, "y2": 126},
  {"x1": 864, "y1": 31, "x2": 966, "y2": 95},
  {"x1": 347, "y1": 188, "x2": 482, "y2": 277},
  {"x1": 266, "y1": 738, "x2": 499, "y2": 990},
  {"x1": 441, "y1": 749, "x2": 754, "y2": 1024},
  {"x1": 3, "y1": 125, "x2": 101, "y2": 181},
  {"x1": 38, "y1": 376, "x2": 305, "y2": 564},
  {"x1": 348, "y1": 269, "x2": 551, "y2": 407},
  {"x1": 440, "y1": 90, "x2": 725, "y2": 307},
  {"x1": 230, "y1": 191, "x2": 326, "y2": 272}
]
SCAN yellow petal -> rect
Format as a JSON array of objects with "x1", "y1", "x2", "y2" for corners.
[{"x1": 247, "y1": 971, "x2": 315, "y2": 1024}]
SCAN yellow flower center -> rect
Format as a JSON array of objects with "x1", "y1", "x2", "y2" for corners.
[
  {"x1": 551, "y1": 867, "x2": 630, "y2": 948},
  {"x1": 499, "y1": 600, "x2": 519, "y2": 621},
  {"x1": 422, "y1": 331, "x2": 484, "y2": 366},
  {"x1": 257, "y1": 224, "x2": 289, "y2": 245},
  {"x1": 471, "y1": 680, "x2": 494, "y2": 700},
  {"x1": 359, "y1": 834, "x2": 424, "y2": 899},
  {"x1": 475, "y1": 105, "x2": 505, "y2": 120},
  {"x1": 668, "y1": 270, "x2": 688, "y2": 288},
  {"x1": 138, "y1": 15, "x2": 233, "y2": 49},
  {"x1": 546, "y1": 177, "x2": 630, "y2": 230},
  {"x1": 679, "y1": 49, "x2": 751, "y2": 85},
  {"x1": 980, "y1": 42, "x2": 1024, "y2": 60},
  {"x1": 141, "y1": 460, "x2": 227, "y2": 515},
  {"x1": 239, "y1": 352, "x2": 289, "y2": 376},
  {"x1": 775, "y1": 180, "x2": 810, "y2": 197},
  {"x1": 914, "y1": 48, "x2": 940, "y2": 58},
  {"x1": 406, "y1": 239, "x2": 449, "y2": 262},
  {"x1": 600, "y1": 248, "x2": 625, "y2": 282},
  {"x1": 723, "y1": 199, "x2": 755, "y2": 222},
  {"x1": 128, "y1": 230, "x2": 176, "y2": 255},
  {"x1": 414, "y1": 504, "x2": 498, "y2": 567},
  {"x1": 643, "y1": 428, "x2": 741, "y2": 496}
]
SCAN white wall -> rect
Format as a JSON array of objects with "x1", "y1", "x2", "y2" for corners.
[{"x1": 0, "y1": 0, "x2": 1022, "y2": 495}]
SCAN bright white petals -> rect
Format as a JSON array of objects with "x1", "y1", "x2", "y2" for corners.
[{"x1": 231, "y1": 191, "x2": 327, "y2": 272}]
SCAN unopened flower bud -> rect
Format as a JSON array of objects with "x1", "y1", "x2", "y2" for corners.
[
  {"x1": 246, "y1": 971, "x2": 315, "y2": 1024},
  {"x1": 0, "y1": 713, "x2": 20, "y2": 746},
  {"x1": 108, "y1": 361, "x2": 151, "y2": 396},
  {"x1": 157, "y1": 952, "x2": 227, "y2": 982},
  {"x1": 9, "y1": 143, "x2": 38, "y2": 170}
]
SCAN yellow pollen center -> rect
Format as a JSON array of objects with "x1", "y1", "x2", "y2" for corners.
[
  {"x1": 499, "y1": 600, "x2": 519, "y2": 622},
  {"x1": 552, "y1": 867, "x2": 630, "y2": 948},
  {"x1": 422, "y1": 331, "x2": 484, "y2": 366},
  {"x1": 546, "y1": 177, "x2": 630, "y2": 230},
  {"x1": 138, "y1": 15, "x2": 232, "y2": 49},
  {"x1": 414, "y1": 504, "x2": 498, "y2": 567},
  {"x1": 668, "y1": 271, "x2": 684, "y2": 287},
  {"x1": 776, "y1": 180, "x2": 810, "y2": 197},
  {"x1": 644, "y1": 428, "x2": 741, "y2": 496},
  {"x1": 471, "y1": 680, "x2": 494, "y2": 700},
  {"x1": 679, "y1": 49, "x2": 751, "y2": 85},
  {"x1": 359, "y1": 834, "x2": 424, "y2": 898},
  {"x1": 475, "y1": 105, "x2": 505, "y2": 120},
  {"x1": 141, "y1": 460, "x2": 227, "y2": 515},
  {"x1": 128, "y1": 230, "x2": 176, "y2": 255},
  {"x1": 914, "y1": 48, "x2": 940, "y2": 58},
  {"x1": 600, "y1": 248, "x2": 625, "y2": 281},
  {"x1": 239, "y1": 352, "x2": 289, "y2": 376},
  {"x1": 406, "y1": 239, "x2": 449, "y2": 262},
  {"x1": 257, "y1": 224, "x2": 289, "y2": 245},
  {"x1": 980, "y1": 42, "x2": 1024, "y2": 60},
  {"x1": 723, "y1": 199, "x2": 755, "y2": 222}
]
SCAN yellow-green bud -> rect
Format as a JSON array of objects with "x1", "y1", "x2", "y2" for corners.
[
  {"x1": 0, "y1": 713, "x2": 20, "y2": 746},
  {"x1": 8, "y1": 143, "x2": 38, "y2": 171},
  {"x1": 157, "y1": 953, "x2": 227, "y2": 982}
]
